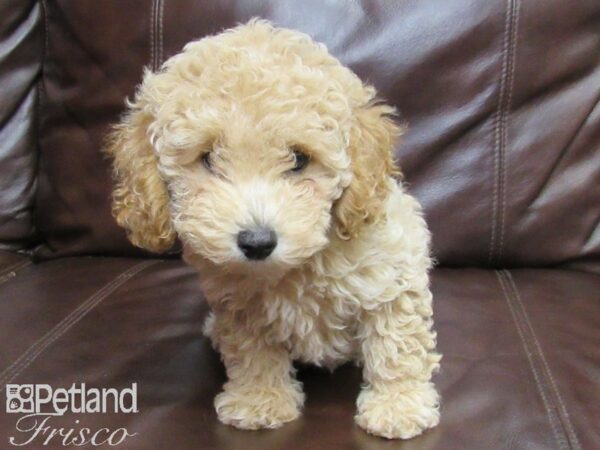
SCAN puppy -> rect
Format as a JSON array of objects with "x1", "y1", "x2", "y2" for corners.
[{"x1": 105, "y1": 20, "x2": 441, "y2": 440}]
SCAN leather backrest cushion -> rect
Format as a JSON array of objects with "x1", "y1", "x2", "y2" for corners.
[
  {"x1": 0, "y1": 0, "x2": 41, "y2": 250},
  {"x1": 33, "y1": 0, "x2": 600, "y2": 266}
]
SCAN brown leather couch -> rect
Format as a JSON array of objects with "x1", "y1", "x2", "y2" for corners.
[{"x1": 1, "y1": 1, "x2": 598, "y2": 449}]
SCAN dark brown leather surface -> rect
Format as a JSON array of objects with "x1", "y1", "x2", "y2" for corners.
[
  {"x1": 507, "y1": 269, "x2": 600, "y2": 450},
  {"x1": 0, "y1": 251, "x2": 30, "y2": 284},
  {"x1": 33, "y1": 0, "x2": 151, "y2": 258},
  {"x1": 0, "y1": 258, "x2": 597, "y2": 449},
  {"x1": 1, "y1": 1, "x2": 599, "y2": 449},
  {"x1": 0, "y1": 0, "x2": 41, "y2": 250},
  {"x1": 32, "y1": 0, "x2": 600, "y2": 267}
]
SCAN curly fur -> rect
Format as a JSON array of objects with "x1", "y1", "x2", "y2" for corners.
[{"x1": 104, "y1": 19, "x2": 441, "y2": 440}]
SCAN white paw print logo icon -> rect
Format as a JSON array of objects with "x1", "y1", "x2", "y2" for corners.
[{"x1": 6, "y1": 385, "x2": 34, "y2": 413}]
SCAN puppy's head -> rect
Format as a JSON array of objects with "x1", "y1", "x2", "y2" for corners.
[{"x1": 105, "y1": 20, "x2": 401, "y2": 274}]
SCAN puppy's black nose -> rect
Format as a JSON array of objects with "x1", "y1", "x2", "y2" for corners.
[{"x1": 237, "y1": 228, "x2": 277, "y2": 260}]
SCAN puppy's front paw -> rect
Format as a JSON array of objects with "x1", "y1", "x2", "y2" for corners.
[
  {"x1": 355, "y1": 382, "x2": 440, "y2": 440},
  {"x1": 215, "y1": 382, "x2": 304, "y2": 430}
]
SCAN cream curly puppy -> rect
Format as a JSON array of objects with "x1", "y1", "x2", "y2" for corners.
[{"x1": 105, "y1": 20, "x2": 441, "y2": 440}]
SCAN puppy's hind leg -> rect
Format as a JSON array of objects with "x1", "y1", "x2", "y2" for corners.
[
  {"x1": 355, "y1": 285, "x2": 441, "y2": 439},
  {"x1": 212, "y1": 310, "x2": 304, "y2": 430}
]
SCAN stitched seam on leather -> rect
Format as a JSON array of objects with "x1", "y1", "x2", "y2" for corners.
[
  {"x1": 150, "y1": 0, "x2": 157, "y2": 70},
  {"x1": 37, "y1": 0, "x2": 50, "y2": 213},
  {"x1": 505, "y1": 273, "x2": 582, "y2": 450},
  {"x1": 498, "y1": 0, "x2": 520, "y2": 261},
  {"x1": 489, "y1": 0, "x2": 519, "y2": 266},
  {"x1": 40, "y1": 0, "x2": 49, "y2": 63},
  {"x1": 0, "y1": 260, "x2": 30, "y2": 279},
  {"x1": 0, "y1": 260, "x2": 32, "y2": 286},
  {"x1": 496, "y1": 271, "x2": 569, "y2": 450},
  {"x1": 488, "y1": 3, "x2": 507, "y2": 265},
  {"x1": 0, "y1": 260, "x2": 158, "y2": 390},
  {"x1": 158, "y1": 0, "x2": 164, "y2": 66}
]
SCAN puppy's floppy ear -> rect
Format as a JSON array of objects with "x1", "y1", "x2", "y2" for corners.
[
  {"x1": 104, "y1": 97, "x2": 176, "y2": 253},
  {"x1": 334, "y1": 97, "x2": 403, "y2": 239}
]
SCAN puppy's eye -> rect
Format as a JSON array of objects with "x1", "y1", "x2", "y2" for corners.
[
  {"x1": 201, "y1": 152, "x2": 213, "y2": 171},
  {"x1": 290, "y1": 147, "x2": 310, "y2": 172}
]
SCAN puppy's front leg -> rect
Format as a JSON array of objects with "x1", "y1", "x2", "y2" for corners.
[
  {"x1": 355, "y1": 287, "x2": 441, "y2": 439},
  {"x1": 212, "y1": 311, "x2": 304, "y2": 430}
]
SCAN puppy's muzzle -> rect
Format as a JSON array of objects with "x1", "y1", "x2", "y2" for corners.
[{"x1": 237, "y1": 227, "x2": 277, "y2": 260}]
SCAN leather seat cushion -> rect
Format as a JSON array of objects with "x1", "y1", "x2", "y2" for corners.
[{"x1": 1, "y1": 255, "x2": 597, "y2": 449}]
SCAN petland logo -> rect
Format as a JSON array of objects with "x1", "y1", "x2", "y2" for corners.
[{"x1": 5, "y1": 383, "x2": 138, "y2": 447}]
